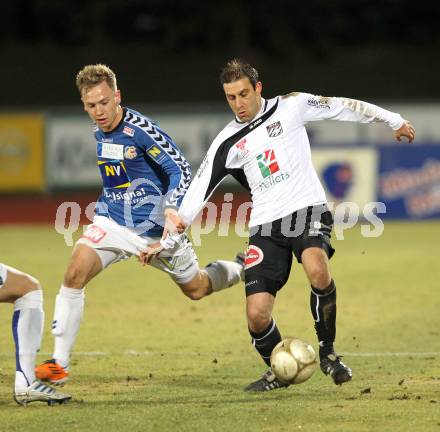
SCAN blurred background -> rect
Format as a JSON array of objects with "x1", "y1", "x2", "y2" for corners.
[{"x1": 1, "y1": 0, "x2": 440, "y2": 227}]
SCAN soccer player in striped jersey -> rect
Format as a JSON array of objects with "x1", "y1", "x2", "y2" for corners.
[
  {"x1": 35, "y1": 64, "x2": 244, "y2": 386},
  {"x1": 144, "y1": 59, "x2": 415, "y2": 392},
  {"x1": 0, "y1": 263, "x2": 71, "y2": 405}
]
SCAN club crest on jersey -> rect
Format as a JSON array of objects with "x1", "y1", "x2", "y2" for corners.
[
  {"x1": 266, "y1": 121, "x2": 283, "y2": 137},
  {"x1": 124, "y1": 146, "x2": 137, "y2": 159},
  {"x1": 245, "y1": 245, "x2": 264, "y2": 269},
  {"x1": 123, "y1": 126, "x2": 135, "y2": 137}
]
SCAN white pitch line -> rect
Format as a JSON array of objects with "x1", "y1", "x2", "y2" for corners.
[
  {"x1": 341, "y1": 352, "x2": 440, "y2": 357},
  {"x1": 1, "y1": 351, "x2": 439, "y2": 358}
]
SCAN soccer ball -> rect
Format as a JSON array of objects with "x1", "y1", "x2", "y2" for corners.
[{"x1": 270, "y1": 338, "x2": 317, "y2": 384}]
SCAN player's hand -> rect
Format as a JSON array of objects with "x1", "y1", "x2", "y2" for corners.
[
  {"x1": 394, "y1": 120, "x2": 415, "y2": 143},
  {"x1": 161, "y1": 208, "x2": 186, "y2": 243},
  {"x1": 139, "y1": 242, "x2": 163, "y2": 266},
  {"x1": 139, "y1": 209, "x2": 187, "y2": 266},
  {"x1": 164, "y1": 208, "x2": 186, "y2": 235}
]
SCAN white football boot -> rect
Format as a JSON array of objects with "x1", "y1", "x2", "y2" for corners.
[{"x1": 14, "y1": 380, "x2": 72, "y2": 406}]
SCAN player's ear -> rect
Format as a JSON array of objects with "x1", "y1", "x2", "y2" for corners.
[
  {"x1": 255, "y1": 81, "x2": 262, "y2": 95},
  {"x1": 115, "y1": 89, "x2": 121, "y2": 104}
]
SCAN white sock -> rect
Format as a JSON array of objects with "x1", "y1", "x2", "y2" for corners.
[
  {"x1": 13, "y1": 290, "x2": 44, "y2": 393},
  {"x1": 204, "y1": 260, "x2": 243, "y2": 292},
  {"x1": 52, "y1": 285, "x2": 85, "y2": 369}
]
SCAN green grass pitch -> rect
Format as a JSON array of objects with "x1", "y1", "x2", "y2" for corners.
[{"x1": 0, "y1": 222, "x2": 439, "y2": 431}]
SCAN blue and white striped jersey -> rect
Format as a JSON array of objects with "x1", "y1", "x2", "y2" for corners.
[{"x1": 94, "y1": 107, "x2": 191, "y2": 237}]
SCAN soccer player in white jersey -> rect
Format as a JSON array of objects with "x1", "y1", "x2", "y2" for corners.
[
  {"x1": 144, "y1": 59, "x2": 415, "y2": 391},
  {"x1": 0, "y1": 263, "x2": 71, "y2": 405},
  {"x1": 35, "y1": 64, "x2": 244, "y2": 386}
]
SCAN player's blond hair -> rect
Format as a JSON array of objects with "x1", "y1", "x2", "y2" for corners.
[{"x1": 76, "y1": 64, "x2": 117, "y2": 95}]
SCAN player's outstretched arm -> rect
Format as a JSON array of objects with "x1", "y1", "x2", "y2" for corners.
[
  {"x1": 139, "y1": 208, "x2": 187, "y2": 265},
  {"x1": 296, "y1": 93, "x2": 406, "y2": 132},
  {"x1": 394, "y1": 120, "x2": 415, "y2": 143}
]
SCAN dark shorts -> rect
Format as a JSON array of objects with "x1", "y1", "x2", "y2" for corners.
[{"x1": 244, "y1": 204, "x2": 335, "y2": 297}]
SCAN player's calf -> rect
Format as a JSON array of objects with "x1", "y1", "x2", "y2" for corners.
[
  {"x1": 179, "y1": 252, "x2": 245, "y2": 300},
  {"x1": 204, "y1": 254, "x2": 244, "y2": 292}
]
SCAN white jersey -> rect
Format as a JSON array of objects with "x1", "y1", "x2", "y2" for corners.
[
  {"x1": 0, "y1": 263, "x2": 7, "y2": 287},
  {"x1": 179, "y1": 92, "x2": 404, "y2": 228}
]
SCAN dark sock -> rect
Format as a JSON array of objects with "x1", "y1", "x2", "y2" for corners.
[
  {"x1": 310, "y1": 279, "x2": 337, "y2": 358},
  {"x1": 249, "y1": 319, "x2": 282, "y2": 367}
]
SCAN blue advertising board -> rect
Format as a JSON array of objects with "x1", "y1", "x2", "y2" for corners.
[{"x1": 378, "y1": 144, "x2": 440, "y2": 219}]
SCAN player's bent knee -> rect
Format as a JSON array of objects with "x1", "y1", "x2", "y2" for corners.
[
  {"x1": 309, "y1": 270, "x2": 331, "y2": 290},
  {"x1": 178, "y1": 272, "x2": 210, "y2": 301},
  {"x1": 247, "y1": 307, "x2": 271, "y2": 332},
  {"x1": 183, "y1": 289, "x2": 204, "y2": 301},
  {"x1": 63, "y1": 266, "x2": 88, "y2": 289},
  {"x1": 304, "y1": 261, "x2": 331, "y2": 289},
  {"x1": 179, "y1": 281, "x2": 205, "y2": 301}
]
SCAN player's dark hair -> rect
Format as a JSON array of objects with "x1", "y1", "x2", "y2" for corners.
[
  {"x1": 76, "y1": 64, "x2": 117, "y2": 95},
  {"x1": 219, "y1": 59, "x2": 259, "y2": 89}
]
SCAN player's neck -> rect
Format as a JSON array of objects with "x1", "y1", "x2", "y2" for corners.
[
  {"x1": 103, "y1": 105, "x2": 123, "y2": 133},
  {"x1": 246, "y1": 97, "x2": 265, "y2": 123}
]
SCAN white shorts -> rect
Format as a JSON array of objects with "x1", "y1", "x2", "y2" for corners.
[
  {"x1": 0, "y1": 263, "x2": 7, "y2": 288},
  {"x1": 76, "y1": 215, "x2": 199, "y2": 284}
]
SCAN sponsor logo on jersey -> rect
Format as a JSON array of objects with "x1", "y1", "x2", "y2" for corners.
[
  {"x1": 256, "y1": 149, "x2": 290, "y2": 190},
  {"x1": 258, "y1": 172, "x2": 290, "y2": 191},
  {"x1": 236, "y1": 138, "x2": 247, "y2": 150},
  {"x1": 124, "y1": 146, "x2": 137, "y2": 159},
  {"x1": 82, "y1": 225, "x2": 107, "y2": 243},
  {"x1": 98, "y1": 160, "x2": 131, "y2": 188},
  {"x1": 146, "y1": 145, "x2": 167, "y2": 163},
  {"x1": 123, "y1": 126, "x2": 135, "y2": 137},
  {"x1": 257, "y1": 149, "x2": 280, "y2": 178},
  {"x1": 249, "y1": 117, "x2": 263, "y2": 130},
  {"x1": 100, "y1": 143, "x2": 124, "y2": 160},
  {"x1": 235, "y1": 138, "x2": 249, "y2": 157},
  {"x1": 148, "y1": 146, "x2": 161, "y2": 157},
  {"x1": 307, "y1": 96, "x2": 331, "y2": 109},
  {"x1": 104, "y1": 187, "x2": 148, "y2": 204},
  {"x1": 266, "y1": 121, "x2": 283, "y2": 137},
  {"x1": 245, "y1": 245, "x2": 264, "y2": 269}
]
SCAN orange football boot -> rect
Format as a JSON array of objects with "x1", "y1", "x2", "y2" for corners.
[{"x1": 35, "y1": 359, "x2": 69, "y2": 385}]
